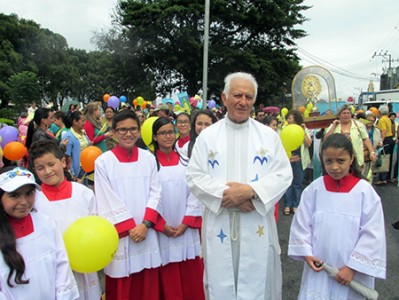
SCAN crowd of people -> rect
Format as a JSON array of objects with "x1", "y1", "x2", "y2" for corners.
[{"x1": 0, "y1": 72, "x2": 394, "y2": 299}]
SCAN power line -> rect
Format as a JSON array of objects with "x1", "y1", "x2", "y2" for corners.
[{"x1": 296, "y1": 47, "x2": 378, "y2": 81}]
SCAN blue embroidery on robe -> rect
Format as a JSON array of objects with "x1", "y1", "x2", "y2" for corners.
[
  {"x1": 208, "y1": 160, "x2": 219, "y2": 169},
  {"x1": 208, "y1": 150, "x2": 219, "y2": 169},
  {"x1": 251, "y1": 174, "x2": 259, "y2": 182},
  {"x1": 217, "y1": 229, "x2": 227, "y2": 243},
  {"x1": 253, "y1": 156, "x2": 268, "y2": 165}
]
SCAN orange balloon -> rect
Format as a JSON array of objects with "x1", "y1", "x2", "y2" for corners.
[
  {"x1": 103, "y1": 94, "x2": 110, "y2": 102},
  {"x1": 80, "y1": 146, "x2": 103, "y2": 173},
  {"x1": 141, "y1": 101, "x2": 147, "y2": 109},
  {"x1": 133, "y1": 99, "x2": 138, "y2": 106},
  {"x1": 298, "y1": 106, "x2": 306, "y2": 113},
  {"x1": 3, "y1": 142, "x2": 27, "y2": 161}
]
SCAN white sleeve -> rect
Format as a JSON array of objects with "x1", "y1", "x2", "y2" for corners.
[
  {"x1": 249, "y1": 133, "x2": 293, "y2": 216},
  {"x1": 288, "y1": 186, "x2": 315, "y2": 261},
  {"x1": 186, "y1": 134, "x2": 226, "y2": 214},
  {"x1": 347, "y1": 184, "x2": 386, "y2": 279},
  {"x1": 54, "y1": 226, "x2": 80, "y2": 300}
]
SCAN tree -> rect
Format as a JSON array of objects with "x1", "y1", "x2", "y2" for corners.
[
  {"x1": 106, "y1": 0, "x2": 309, "y2": 104},
  {"x1": 7, "y1": 71, "x2": 41, "y2": 110}
]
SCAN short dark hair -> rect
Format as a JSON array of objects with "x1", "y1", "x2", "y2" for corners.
[
  {"x1": 112, "y1": 110, "x2": 140, "y2": 130},
  {"x1": 29, "y1": 140, "x2": 64, "y2": 166}
]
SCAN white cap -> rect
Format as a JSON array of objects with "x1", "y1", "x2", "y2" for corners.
[{"x1": 0, "y1": 167, "x2": 40, "y2": 192}]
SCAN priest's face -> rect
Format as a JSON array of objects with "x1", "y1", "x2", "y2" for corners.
[{"x1": 222, "y1": 78, "x2": 256, "y2": 124}]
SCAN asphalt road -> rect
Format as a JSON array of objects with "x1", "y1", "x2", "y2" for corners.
[{"x1": 278, "y1": 181, "x2": 399, "y2": 300}]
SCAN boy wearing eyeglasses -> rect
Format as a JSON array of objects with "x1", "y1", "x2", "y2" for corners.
[{"x1": 94, "y1": 110, "x2": 163, "y2": 300}]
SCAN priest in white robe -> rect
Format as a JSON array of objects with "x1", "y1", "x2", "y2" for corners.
[{"x1": 187, "y1": 72, "x2": 293, "y2": 300}]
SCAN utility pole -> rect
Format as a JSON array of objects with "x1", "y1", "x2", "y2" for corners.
[
  {"x1": 372, "y1": 51, "x2": 399, "y2": 89},
  {"x1": 372, "y1": 51, "x2": 393, "y2": 69},
  {"x1": 202, "y1": 0, "x2": 210, "y2": 108}
]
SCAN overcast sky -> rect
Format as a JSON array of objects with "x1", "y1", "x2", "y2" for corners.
[{"x1": 1, "y1": 0, "x2": 399, "y2": 100}]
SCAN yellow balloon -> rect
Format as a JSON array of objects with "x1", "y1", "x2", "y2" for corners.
[
  {"x1": 281, "y1": 107, "x2": 288, "y2": 117},
  {"x1": 280, "y1": 124, "x2": 305, "y2": 151},
  {"x1": 306, "y1": 102, "x2": 313, "y2": 111},
  {"x1": 63, "y1": 216, "x2": 118, "y2": 273},
  {"x1": 304, "y1": 110, "x2": 310, "y2": 118},
  {"x1": 141, "y1": 116, "x2": 158, "y2": 152},
  {"x1": 137, "y1": 96, "x2": 144, "y2": 106},
  {"x1": 285, "y1": 148, "x2": 292, "y2": 159}
]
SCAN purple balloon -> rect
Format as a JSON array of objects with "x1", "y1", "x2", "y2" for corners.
[
  {"x1": 207, "y1": 99, "x2": 216, "y2": 109},
  {"x1": 108, "y1": 96, "x2": 120, "y2": 109},
  {"x1": 0, "y1": 126, "x2": 19, "y2": 148}
]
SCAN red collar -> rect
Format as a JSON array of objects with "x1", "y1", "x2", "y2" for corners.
[
  {"x1": 323, "y1": 174, "x2": 361, "y2": 193},
  {"x1": 7, "y1": 214, "x2": 34, "y2": 238},
  {"x1": 41, "y1": 178, "x2": 72, "y2": 201},
  {"x1": 156, "y1": 150, "x2": 179, "y2": 166},
  {"x1": 177, "y1": 135, "x2": 190, "y2": 148},
  {"x1": 111, "y1": 145, "x2": 139, "y2": 162}
]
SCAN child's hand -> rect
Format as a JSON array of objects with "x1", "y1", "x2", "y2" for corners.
[
  {"x1": 129, "y1": 224, "x2": 148, "y2": 243},
  {"x1": 304, "y1": 256, "x2": 323, "y2": 272},
  {"x1": 173, "y1": 224, "x2": 187, "y2": 237},
  {"x1": 336, "y1": 266, "x2": 355, "y2": 285},
  {"x1": 164, "y1": 224, "x2": 177, "y2": 237}
]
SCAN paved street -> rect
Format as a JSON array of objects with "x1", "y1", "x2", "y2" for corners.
[{"x1": 278, "y1": 182, "x2": 399, "y2": 300}]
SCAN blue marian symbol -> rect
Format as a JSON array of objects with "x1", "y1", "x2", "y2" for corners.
[
  {"x1": 217, "y1": 229, "x2": 227, "y2": 243},
  {"x1": 208, "y1": 150, "x2": 219, "y2": 169},
  {"x1": 253, "y1": 156, "x2": 268, "y2": 165},
  {"x1": 208, "y1": 160, "x2": 219, "y2": 169}
]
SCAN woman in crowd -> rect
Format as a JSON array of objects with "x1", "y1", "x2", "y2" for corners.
[
  {"x1": 103, "y1": 107, "x2": 117, "y2": 150},
  {"x1": 63, "y1": 111, "x2": 90, "y2": 181},
  {"x1": 175, "y1": 112, "x2": 191, "y2": 154},
  {"x1": 183, "y1": 110, "x2": 217, "y2": 158},
  {"x1": 263, "y1": 115, "x2": 281, "y2": 222},
  {"x1": 151, "y1": 117, "x2": 204, "y2": 300},
  {"x1": 263, "y1": 115, "x2": 278, "y2": 131},
  {"x1": 83, "y1": 102, "x2": 112, "y2": 153},
  {"x1": 135, "y1": 110, "x2": 146, "y2": 126},
  {"x1": 283, "y1": 110, "x2": 312, "y2": 215},
  {"x1": 25, "y1": 108, "x2": 57, "y2": 150},
  {"x1": 364, "y1": 112, "x2": 382, "y2": 183},
  {"x1": 324, "y1": 104, "x2": 377, "y2": 178}
]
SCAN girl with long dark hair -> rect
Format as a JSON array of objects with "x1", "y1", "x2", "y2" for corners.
[
  {"x1": 0, "y1": 166, "x2": 78, "y2": 299},
  {"x1": 151, "y1": 117, "x2": 204, "y2": 300}
]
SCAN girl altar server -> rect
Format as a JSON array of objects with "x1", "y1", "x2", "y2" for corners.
[
  {"x1": 151, "y1": 117, "x2": 204, "y2": 300},
  {"x1": 0, "y1": 166, "x2": 79, "y2": 299},
  {"x1": 288, "y1": 133, "x2": 386, "y2": 299}
]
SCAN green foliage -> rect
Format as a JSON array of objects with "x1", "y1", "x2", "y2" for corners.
[
  {"x1": 7, "y1": 71, "x2": 41, "y2": 110},
  {"x1": 108, "y1": 0, "x2": 309, "y2": 104},
  {"x1": 0, "y1": 118, "x2": 14, "y2": 125},
  {"x1": 0, "y1": 108, "x2": 18, "y2": 121}
]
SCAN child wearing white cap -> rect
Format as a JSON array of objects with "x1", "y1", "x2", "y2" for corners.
[{"x1": 0, "y1": 166, "x2": 79, "y2": 300}]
